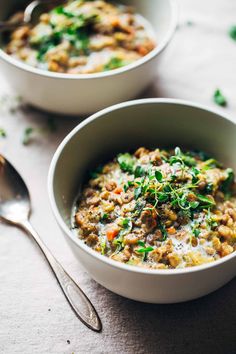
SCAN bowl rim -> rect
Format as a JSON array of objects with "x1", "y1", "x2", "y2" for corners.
[
  {"x1": 48, "y1": 98, "x2": 236, "y2": 276},
  {"x1": 0, "y1": 0, "x2": 178, "y2": 80}
]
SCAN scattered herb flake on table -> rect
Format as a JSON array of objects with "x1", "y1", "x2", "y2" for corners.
[
  {"x1": 0, "y1": 128, "x2": 7, "y2": 137},
  {"x1": 47, "y1": 117, "x2": 57, "y2": 133},
  {"x1": 213, "y1": 89, "x2": 227, "y2": 107},
  {"x1": 22, "y1": 127, "x2": 34, "y2": 145},
  {"x1": 229, "y1": 25, "x2": 236, "y2": 41}
]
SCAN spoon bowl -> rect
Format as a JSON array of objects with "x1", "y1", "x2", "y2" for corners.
[{"x1": 0, "y1": 155, "x2": 30, "y2": 224}]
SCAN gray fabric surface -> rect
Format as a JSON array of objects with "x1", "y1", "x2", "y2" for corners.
[{"x1": 0, "y1": 0, "x2": 236, "y2": 353}]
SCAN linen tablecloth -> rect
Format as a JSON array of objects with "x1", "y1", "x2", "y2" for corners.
[{"x1": 0, "y1": 1, "x2": 236, "y2": 353}]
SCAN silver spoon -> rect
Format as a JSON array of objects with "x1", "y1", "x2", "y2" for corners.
[
  {"x1": 0, "y1": 154, "x2": 102, "y2": 332},
  {"x1": 0, "y1": 0, "x2": 64, "y2": 32}
]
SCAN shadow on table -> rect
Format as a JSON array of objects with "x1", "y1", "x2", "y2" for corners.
[{"x1": 92, "y1": 277, "x2": 236, "y2": 354}]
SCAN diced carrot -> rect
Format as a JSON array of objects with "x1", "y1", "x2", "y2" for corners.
[
  {"x1": 167, "y1": 227, "x2": 176, "y2": 235},
  {"x1": 111, "y1": 17, "x2": 120, "y2": 27},
  {"x1": 114, "y1": 187, "x2": 122, "y2": 194},
  {"x1": 137, "y1": 45, "x2": 148, "y2": 56},
  {"x1": 106, "y1": 228, "x2": 119, "y2": 241}
]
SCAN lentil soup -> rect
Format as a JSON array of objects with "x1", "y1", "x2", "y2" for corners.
[
  {"x1": 5, "y1": 0, "x2": 156, "y2": 74},
  {"x1": 74, "y1": 147, "x2": 236, "y2": 270}
]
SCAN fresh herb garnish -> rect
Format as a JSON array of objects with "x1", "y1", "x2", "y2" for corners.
[
  {"x1": 155, "y1": 170, "x2": 163, "y2": 182},
  {"x1": 134, "y1": 165, "x2": 145, "y2": 178},
  {"x1": 101, "y1": 213, "x2": 109, "y2": 222},
  {"x1": 196, "y1": 194, "x2": 215, "y2": 208},
  {"x1": 117, "y1": 153, "x2": 135, "y2": 174},
  {"x1": 136, "y1": 246, "x2": 154, "y2": 253},
  {"x1": 190, "y1": 167, "x2": 200, "y2": 183},
  {"x1": 113, "y1": 220, "x2": 132, "y2": 252},
  {"x1": 104, "y1": 57, "x2": 126, "y2": 71},
  {"x1": 136, "y1": 240, "x2": 154, "y2": 253},
  {"x1": 0, "y1": 128, "x2": 6, "y2": 138},
  {"x1": 186, "y1": 20, "x2": 194, "y2": 26},
  {"x1": 170, "y1": 147, "x2": 196, "y2": 167},
  {"x1": 34, "y1": 6, "x2": 96, "y2": 61},
  {"x1": 158, "y1": 221, "x2": 168, "y2": 241},
  {"x1": 229, "y1": 25, "x2": 236, "y2": 41},
  {"x1": 221, "y1": 168, "x2": 234, "y2": 195},
  {"x1": 157, "y1": 192, "x2": 169, "y2": 203},
  {"x1": 53, "y1": 5, "x2": 75, "y2": 18},
  {"x1": 134, "y1": 186, "x2": 142, "y2": 200},
  {"x1": 214, "y1": 89, "x2": 227, "y2": 107},
  {"x1": 132, "y1": 200, "x2": 146, "y2": 217},
  {"x1": 203, "y1": 158, "x2": 221, "y2": 170},
  {"x1": 205, "y1": 183, "x2": 213, "y2": 193},
  {"x1": 124, "y1": 181, "x2": 134, "y2": 192},
  {"x1": 193, "y1": 228, "x2": 200, "y2": 238},
  {"x1": 100, "y1": 236, "x2": 107, "y2": 255},
  {"x1": 22, "y1": 127, "x2": 34, "y2": 145},
  {"x1": 90, "y1": 165, "x2": 103, "y2": 179},
  {"x1": 121, "y1": 218, "x2": 131, "y2": 228}
]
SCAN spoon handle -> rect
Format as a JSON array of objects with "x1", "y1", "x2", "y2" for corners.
[
  {"x1": 0, "y1": 22, "x2": 22, "y2": 32},
  {"x1": 0, "y1": 12, "x2": 24, "y2": 32},
  {"x1": 20, "y1": 220, "x2": 102, "y2": 332}
]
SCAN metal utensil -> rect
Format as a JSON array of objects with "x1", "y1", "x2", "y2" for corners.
[
  {"x1": 0, "y1": 0, "x2": 64, "y2": 32},
  {"x1": 0, "y1": 155, "x2": 102, "y2": 332}
]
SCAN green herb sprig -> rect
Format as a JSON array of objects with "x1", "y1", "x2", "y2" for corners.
[
  {"x1": 117, "y1": 153, "x2": 136, "y2": 174},
  {"x1": 0, "y1": 128, "x2": 7, "y2": 138},
  {"x1": 136, "y1": 240, "x2": 154, "y2": 253},
  {"x1": 214, "y1": 89, "x2": 227, "y2": 107},
  {"x1": 22, "y1": 127, "x2": 34, "y2": 145},
  {"x1": 229, "y1": 26, "x2": 236, "y2": 41}
]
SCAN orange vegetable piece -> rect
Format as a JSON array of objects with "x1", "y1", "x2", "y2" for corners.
[
  {"x1": 167, "y1": 227, "x2": 176, "y2": 235},
  {"x1": 114, "y1": 187, "x2": 122, "y2": 194},
  {"x1": 106, "y1": 228, "x2": 119, "y2": 241}
]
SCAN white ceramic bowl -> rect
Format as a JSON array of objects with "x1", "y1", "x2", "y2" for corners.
[
  {"x1": 48, "y1": 99, "x2": 236, "y2": 303},
  {"x1": 0, "y1": 0, "x2": 177, "y2": 116}
]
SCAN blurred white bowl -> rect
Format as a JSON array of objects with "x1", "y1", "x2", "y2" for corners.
[
  {"x1": 0, "y1": 0, "x2": 177, "y2": 115},
  {"x1": 48, "y1": 99, "x2": 236, "y2": 303}
]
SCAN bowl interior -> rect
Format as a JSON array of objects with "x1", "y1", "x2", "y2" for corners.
[
  {"x1": 50, "y1": 100, "x2": 236, "y2": 229},
  {"x1": 0, "y1": 0, "x2": 176, "y2": 49}
]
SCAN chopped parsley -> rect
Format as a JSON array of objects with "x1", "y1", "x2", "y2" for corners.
[
  {"x1": 0, "y1": 128, "x2": 6, "y2": 138},
  {"x1": 170, "y1": 147, "x2": 196, "y2": 167},
  {"x1": 196, "y1": 194, "x2": 215, "y2": 208},
  {"x1": 22, "y1": 127, "x2": 34, "y2": 145},
  {"x1": 158, "y1": 221, "x2": 168, "y2": 241},
  {"x1": 193, "y1": 228, "x2": 200, "y2": 238},
  {"x1": 104, "y1": 57, "x2": 126, "y2": 71},
  {"x1": 136, "y1": 240, "x2": 154, "y2": 253},
  {"x1": 213, "y1": 89, "x2": 227, "y2": 107},
  {"x1": 121, "y1": 218, "x2": 131, "y2": 228},
  {"x1": 115, "y1": 147, "x2": 226, "y2": 231},
  {"x1": 134, "y1": 165, "x2": 145, "y2": 178},
  {"x1": 229, "y1": 25, "x2": 236, "y2": 41},
  {"x1": 221, "y1": 168, "x2": 234, "y2": 195},
  {"x1": 33, "y1": 4, "x2": 97, "y2": 62},
  {"x1": 101, "y1": 213, "x2": 109, "y2": 223},
  {"x1": 155, "y1": 170, "x2": 163, "y2": 182},
  {"x1": 117, "y1": 153, "x2": 136, "y2": 174},
  {"x1": 186, "y1": 20, "x2": 194, "y2": 26}
]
